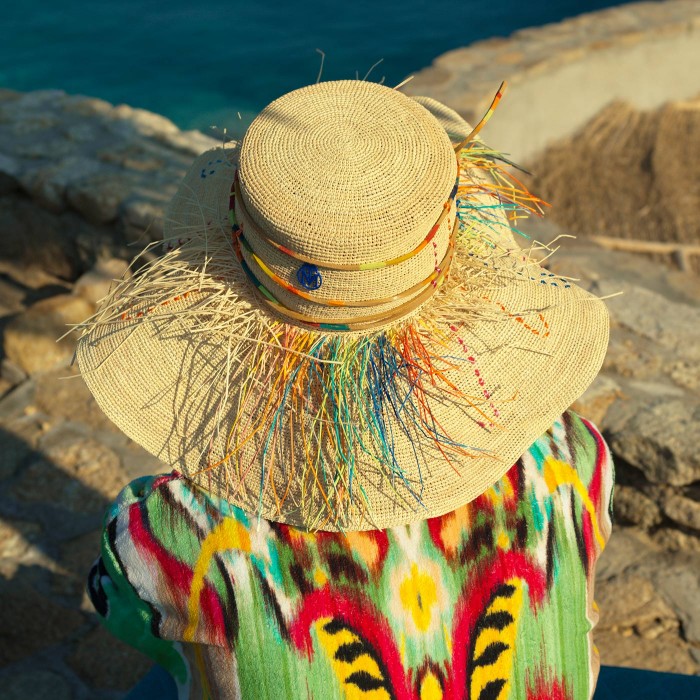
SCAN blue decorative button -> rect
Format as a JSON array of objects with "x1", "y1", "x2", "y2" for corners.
[{"x1": 296, "y1": 263, "x2": 322, "y2": 290}]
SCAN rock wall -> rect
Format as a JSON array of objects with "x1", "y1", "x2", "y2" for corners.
[
  {"x1": 0, "y1": 88, "x2": 218, "y2": 281},
  {"x1": 403, "y1": 0, "x2": 700, "y2": 162}
]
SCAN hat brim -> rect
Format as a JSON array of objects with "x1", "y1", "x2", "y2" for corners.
[{"x1": 76, "y1": 106, "x2": 609, "y2": 532}]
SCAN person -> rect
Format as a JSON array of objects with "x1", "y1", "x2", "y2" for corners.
[{"x1": 78, "y1": 79, "x2": 614, "y2": 699}]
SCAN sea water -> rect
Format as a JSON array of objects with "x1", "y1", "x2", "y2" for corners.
[{"x1": 2, "y1": 0, "x2": 633, "y2": 138}]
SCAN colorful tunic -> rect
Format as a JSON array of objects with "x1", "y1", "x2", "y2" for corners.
[{"x1": 88, "y1": 410, "x2": 614, "y2": 699}]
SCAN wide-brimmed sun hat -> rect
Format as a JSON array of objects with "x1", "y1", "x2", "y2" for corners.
[{"x1": 75, "y1": 79, "x2": 609, "y2": 532}]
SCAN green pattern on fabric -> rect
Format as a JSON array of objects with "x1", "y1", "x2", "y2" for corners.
[{"x1": 87, "y1": 410, "x2": 614, "y2": 699}]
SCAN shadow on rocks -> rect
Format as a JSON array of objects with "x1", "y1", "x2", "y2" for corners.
[{"x1": 0, "y1": 425, "x2": 152, "y2": 699}]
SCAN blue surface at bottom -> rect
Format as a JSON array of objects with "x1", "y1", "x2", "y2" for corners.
[
  {"x1": 126, "y1": 664, "x2": 700, "y2": 699},
  {"x1": 595, "y1": 664, "x2": 700, "y2": 699},
  {"x1": 125, "y1": 665, "x2": 177, "y2": 699}
]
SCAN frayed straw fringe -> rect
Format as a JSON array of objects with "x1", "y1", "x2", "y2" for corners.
[{"x1": 74, "y1": 142, "x2": 553, "y2": 530}]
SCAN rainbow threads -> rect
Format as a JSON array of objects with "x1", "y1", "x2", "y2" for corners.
[
  {"x1": 231, "y1": 195, "x2": 458, "y2": 313},
  {"x1": 453, "y1": 81, "x2": 507, "y2": 153},
  {"x1": 196, "y1": 318, "x2": 498, "y2": 530}
]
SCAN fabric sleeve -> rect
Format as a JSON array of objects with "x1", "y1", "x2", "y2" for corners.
[
  {"x1": 576, "y1": 412, "x2": 615, "y2": 559},
  {"x1": 87, "y1": 475, "x2": 189, "y2": 687},
  {"x1": 569, "y1": 410, "x2": 616, "y2": 697}
]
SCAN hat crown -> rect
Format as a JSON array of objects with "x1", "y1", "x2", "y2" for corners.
[{"x1": 238, "y1": 80, "x2": 457, "y2": 265}]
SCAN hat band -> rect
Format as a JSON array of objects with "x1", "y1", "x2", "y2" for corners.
[
  {"x1": 228, "y1": 187, "x2": 457, "y2": 332},
  {"x1": 231, "y1": 194, "x2": 457, "y2": 310},
  {"x1": 232, "y1": 169, "x2": 459, "y2": 272},
  {"x1": 231, "y1": 230, "x2": 455, "y2": 331}
]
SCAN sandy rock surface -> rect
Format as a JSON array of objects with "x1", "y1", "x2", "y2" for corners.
[
  {"x1": 1, "y1": 207, "x2": 699, "y2": 699},
  {"x1": 403, "y1": 0, "x2": 700, "y2": 163}
]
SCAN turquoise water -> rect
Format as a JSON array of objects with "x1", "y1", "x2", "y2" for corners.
[{"x1": 3, "y1": 0, "x2": 633, "y2": 138}]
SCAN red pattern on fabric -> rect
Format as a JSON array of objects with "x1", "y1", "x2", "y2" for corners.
[
  {"x1": 288, "y1": 586, "x2": 413, "y2": 698},
  {"x1": 129, "y1": 502, "x2": 194, "y2": 594},
  {"x1": 445, "y1": 550, "x2": 548, "y2": 700},
  {"x1": 526, "y1": 671, "x2": 573, "y2": 700}
]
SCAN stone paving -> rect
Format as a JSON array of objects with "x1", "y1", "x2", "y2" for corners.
[{"x1": 1, "y1": 234, "x2": 698, "y2": 698}]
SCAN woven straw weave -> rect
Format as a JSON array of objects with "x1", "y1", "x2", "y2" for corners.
[{"x1": 76, "y1": 80, "x2": 609, "y2": 531}]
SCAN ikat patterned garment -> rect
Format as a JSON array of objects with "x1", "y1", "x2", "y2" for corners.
[{"x1": 88, "y1": 410, "x2": 614, "y2": 700}]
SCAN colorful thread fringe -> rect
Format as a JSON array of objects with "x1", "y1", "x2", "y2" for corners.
[{"x1": 77, "y1": 135, "x2": 550, "y2": 530}]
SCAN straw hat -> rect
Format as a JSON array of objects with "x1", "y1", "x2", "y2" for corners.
[{"x1": 75, "y1": 79, "x2": 609, "y2": 532}]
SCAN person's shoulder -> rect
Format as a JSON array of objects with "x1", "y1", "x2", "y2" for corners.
[
  {"x1": 103, "y1": 472, "x2": 181, "y2": 522},
  {"x1": 530, "y1": 409, "x2": 612, "y2": 477},
  {"x1": 103, "y1": 471, "x2": 254, "y2": 556},
  {"x1": 530, "y1": 408, "x2": 615, "y2": 550}
]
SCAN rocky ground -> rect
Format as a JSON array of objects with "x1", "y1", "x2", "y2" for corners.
[{"x1": 1, "y1": 80, "x2": 700, "y2": 700}]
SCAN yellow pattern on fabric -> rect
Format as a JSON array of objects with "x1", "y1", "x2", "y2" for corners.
[
  {"x1": 420, "y1": 671, "x2": 444, "y2": 699},
  {"x1": 399, "y1": 562, "x2": 439, "y2": 632},
  {"x1": 470, "y1": 577, "x2": 523, "y2": 700},
  {"x1": 346, "y1": 531, "x2": 383, "y2": 572},
  {"x1": 185, "y1": 518, "x2": 251, "y2": 641},
  {"x1": 543, "y1": 456, "x2": 605, "y2": 549},
  {"x1": 315, "y1": 616, "x2": 391, "y2": 700},
  {"x1": 194, "y1": 645, "x2": 213, "y2": 700}
]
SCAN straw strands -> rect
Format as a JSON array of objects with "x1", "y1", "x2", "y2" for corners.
[{"x1": 75, "y1": 141, "x2": 548, "y2": 530}]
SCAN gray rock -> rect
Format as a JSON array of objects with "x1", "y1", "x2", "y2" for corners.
[
  {"x1": 0, "y1": 517, "x2": 42, "y2": 561},
  {"x1": 0, "y1": 153, "x2": 21, "y2": 179},
  {"x1": 571, "y1": 374, "x2": 621, "y2": 426},
  {"x1": 2, "y1": 294, "x2": 94, "y2": 375},
  {"x1": 606, "y1": 398, "x2": 700, "y2": 486},
  {"x1": 73, "y1": 258, "x2": 130, "y2": 305},
  {"x1": 594, "y1": 628, "x2": 697, "y2": 675},
  {"x1": 11, "y1": 435, "x2": 126, "y2": 515},
  {"x1": 652, "y1": 527, "x2": 700, "y2": 553},
  {"x1": 67, "y1": 623, "x2": 152, "y2": 691},
  {"x1": 663, "y1": 493, "x2": 700, "y2": 531},
  {"x1": 1, "y1": 358, "x2": 28, "y2": 386},
  {"x1": 121, "y1": 197, "x2": 166, "y2": 241},
  {"x1": 598, "y1": 281, "x2": 700, "y2": 364},
  {"x1": 595, "y1": 526, "x2": 660, "y2": 581},
  {"x1": 613, "y1": 484, "x2": 662, "y2": 529},
  {"x1": 596, "y1": 572, "x2": 678, "y2": 632},
  {"x1": 0, "y1": 580, "x2": 84, "y2": 665},
  {"x1": 0, "y1": 379, "x2": 37, "y2": 423},
  {"x1": 652, "y1": 559, "x2": 700, "y2": 645},
  {"x1": 32, "y1": 364, "x2": 115, "y2": 432},
  {"x1": 0, "y1": 87, "x2": 218, "y2": 281}
]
